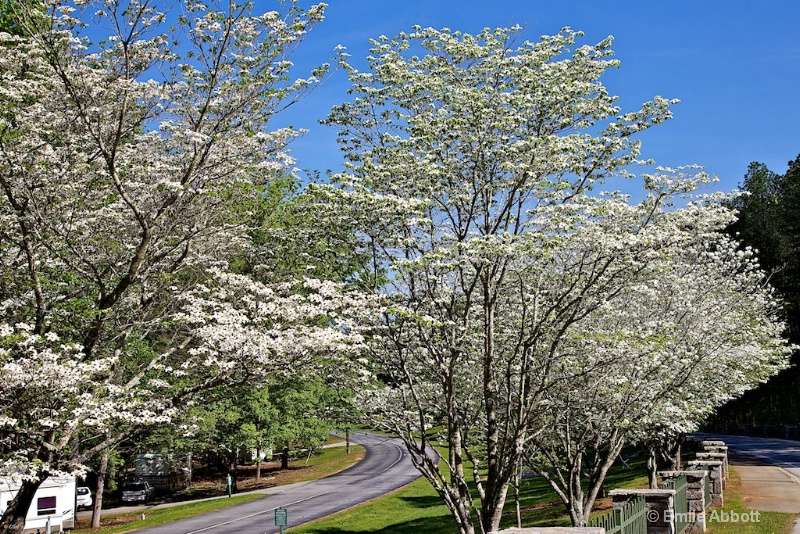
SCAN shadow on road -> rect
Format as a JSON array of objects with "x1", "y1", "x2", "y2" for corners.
[{"x1": 728, "y1": 450, "x2": 770, "y2": 466}]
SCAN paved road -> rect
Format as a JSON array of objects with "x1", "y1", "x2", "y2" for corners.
[
  {"x1": 129, "y1": 432, "x2": 423, "y2": 534},
  {"x1": 696, "y1": 433, "x2": 800, "y2": 533},
  {"x1": 697, "y1": 433, "x2": 800, "y2": 475}
]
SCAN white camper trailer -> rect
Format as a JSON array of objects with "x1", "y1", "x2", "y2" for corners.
[{"x1": 0, "y1": 476, "x2": 76, "y2": 533}]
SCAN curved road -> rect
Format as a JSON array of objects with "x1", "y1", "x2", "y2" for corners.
[{"x1": 129, "y1": 432, "x2": 422, "y2": 534}]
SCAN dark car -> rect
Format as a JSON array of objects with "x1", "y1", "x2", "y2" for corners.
[{"x1": 121, "y1": 480, "x2": 154, "y2": 503}]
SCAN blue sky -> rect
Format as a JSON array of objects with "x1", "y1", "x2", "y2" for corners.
[{"x1": 276, "y1": 0, "x2": 800, "y2": 195}]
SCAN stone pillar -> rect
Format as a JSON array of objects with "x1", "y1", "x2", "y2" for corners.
[
  {"x1": 695, "y1": 452, "x2": 728, "y2": 479},
  {"x1": 687, "y1": 460, "x2": 723, "y2": 506},
  {"x1": 609, "y1": 489, "x2": 675, "y2": 534},
  {"x1": 659, "y1": 470, "x2": 708, "y2": 534}
]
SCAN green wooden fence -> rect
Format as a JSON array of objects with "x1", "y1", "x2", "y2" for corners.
[
  {"x1": 662, "y1": 474, "x2": 690, "y2": 533},
  {"x1": 588, "y1": 494, "x2": 647, "y2": 534}
]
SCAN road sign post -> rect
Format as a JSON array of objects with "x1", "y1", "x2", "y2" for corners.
[{"x1": 274, "y1": 507, "x2": 288, "y2": 534}]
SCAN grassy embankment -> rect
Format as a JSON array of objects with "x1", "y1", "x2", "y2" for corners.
[
  {"x1": 705, "y1": 467, "x2": 797, "y2": 534},
  {"x1": 292, "y1": 454, "x2": 800, "y2": 534},
  {"x1": 290, "y1": 450, "x2": 648, "y2": 533}
]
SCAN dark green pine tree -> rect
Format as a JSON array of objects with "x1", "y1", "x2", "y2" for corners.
[
  {"x1": 776, "y1": 155, "x2": 800, "y2": 341},
  {"x1": 712, "y1": 155, "x2": 800, "y2": 433},
  {"x1": 727, "y1": 162, "x2": 783, "y2": 275}
]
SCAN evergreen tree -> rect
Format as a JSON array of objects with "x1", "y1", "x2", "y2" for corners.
[{"x1": 713, "y1": 154, "x2": 800, "y2": 431}]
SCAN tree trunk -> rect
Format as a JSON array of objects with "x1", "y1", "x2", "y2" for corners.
[
  {"x1": 232, "y1": 456, "x2": 238, "y2": 493},
  {"x1": 345, "y1": 428, "x2": 350, "y2": 454},
  {"x1": 92, "y1": 450, "x2": 110, "y2": 528},
  {"x1": 480, "y1": 294, "x2": 508, "y2": 534},
  {"x1": 667, "y1": 437, "x2": 683, "y2": 470},
  {"x1": 456, "y1": 519, "x2": 476, "y2": 534},
  {"x1": 281, "y1": 447, "x2": 289, "y2": 470},
  {"x1": 256, "y1": 445, "x2": 261, "y2": 480},
  {"x1": 646, "y1": 444, "x2": 659, "y2": 489},
  {"x1": 570, "y1": 466, "x2": 587, "y2": 526},
  {"x1": 513, "y1": 470, "x2": 522, "y2": 528},
  {"x1": 445, "y1": 488, "x2": 476, "y2": 534},
  {"x1": 481, "y1": 484, "x2": 510, "y2": 534},
  {"x1": 569, "y1": 505, "x2": 583, "y2": 528},
  {"x1": 0, "y1": 477, "x2": 44, "y2": 533},
  {"x1": 654, "y1": 434, "x2": 686, "y2": 472},
  {"x1": 547, "y1": 440, "x2": 626, "y2": 527},
  {"x1": 579, "y1": 442, "x2": 627, "y2": 525}
]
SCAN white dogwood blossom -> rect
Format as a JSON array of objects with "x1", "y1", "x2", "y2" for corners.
[
  {"x1": 326, "y1": 26, "x2": 791, "y2": 533},
  {"x1": 0, "y1": 324, "x2": 114, "y2": 481},
  {"x1": 516, "y1": 174, "x2": 790, "y2": 525},
  {"x1": 0, "y1": 0, "x2": 339, "y2": 528},
  {"x1": 174, "y1": 269, "x2": 375, "y2": 385}
]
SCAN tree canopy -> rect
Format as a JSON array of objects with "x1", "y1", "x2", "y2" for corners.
[
  {"x1": 0, "y1": 5, "x2": 793, "y2": 533},
  {"x1": 0, "y1": 0, "x2": 370, "y2": 529},
  {"x1": 323, "y1": 26, "x2": 790, "y2": 532},
  {"x1": 711, "y1": 155, "x2": 800, "y2": 430}
]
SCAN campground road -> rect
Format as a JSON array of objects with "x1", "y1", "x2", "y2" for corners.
[{"x1": 129, "y1": 432, "x2": 423, "y2": 534}]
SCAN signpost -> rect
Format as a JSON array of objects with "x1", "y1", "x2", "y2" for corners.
[{"x1": 274, "y1": 507, "x2": 288, "y2": 534}]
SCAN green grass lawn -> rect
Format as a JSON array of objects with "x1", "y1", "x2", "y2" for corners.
[
  {"x1": 287, "y1": 444, "x2": 367, "y2": 482},
  {"x1": 290, "y1": 457, "x2": 800, "y2": 534},
  {"x1": 291, "y1": 476, "x2": 458, "y2": 534},
  {"x1": 290, "y1": 453, "x2": 649, "y2": 533},
  {"x1": 73, "y1": 494, "x2": 266, "y2": 534},
  {"x1": 705, "y1": 467, "x2": 797, "y2": 534}
]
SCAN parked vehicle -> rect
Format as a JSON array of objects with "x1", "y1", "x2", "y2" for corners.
[
  {"x1": 134, "y1": 453, "x2": 189, "y2": 493},
  {"x1": 121, "y1": 480, "x2": 154, "y2": 503},
  {"x1": 76, "y1": 486, "x2": 92, "y2": 509},
  {"x1": 0, "y1": 476, "x2": 76, "y2": 533}
]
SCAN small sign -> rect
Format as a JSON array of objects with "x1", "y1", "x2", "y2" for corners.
[{"x1": 275, "y1": 507, "x2": 288, "y2": 527}]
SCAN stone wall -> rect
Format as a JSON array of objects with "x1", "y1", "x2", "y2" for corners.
[{"x1": 499, "y1": 440, "x2": 727, "y2": 534}]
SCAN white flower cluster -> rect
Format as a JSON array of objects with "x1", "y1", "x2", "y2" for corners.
[
  {"x1": 326, "y1": 24, "x2": 794, "y2": 531},
  {"x1": 173, "y1": 269, "x2": 378, "y2": 389},
  {"x1": 0, "y1": 323, "x2": 115, "y2": 477}
]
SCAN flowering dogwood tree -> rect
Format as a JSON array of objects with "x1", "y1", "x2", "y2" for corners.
[
  {"x1": 0, "y1": 269, "x2": 372, "y2": 529},
  {"x1": 0, "y1": 0, "x2": 358, "y2": 529},
  {"x1": 517, "y1": 172, "x2": 789, "y2": 526},
  {"x1": 325, "y1": 26, "x2": 790, "y2": 534},
  {"x1": 0, "y1": 325, "x2": 114, "y2": 524}
]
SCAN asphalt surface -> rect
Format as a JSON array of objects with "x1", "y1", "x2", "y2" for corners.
[
  {"x1": 128, "y1": 431, "x2": 423, "y2": 534},
  {"x1": 696, "y1": 433, "x2": 800, "y2": 533},
  {"x1": 697, "y1": 433, "x2": 800, "y2": 474}
]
